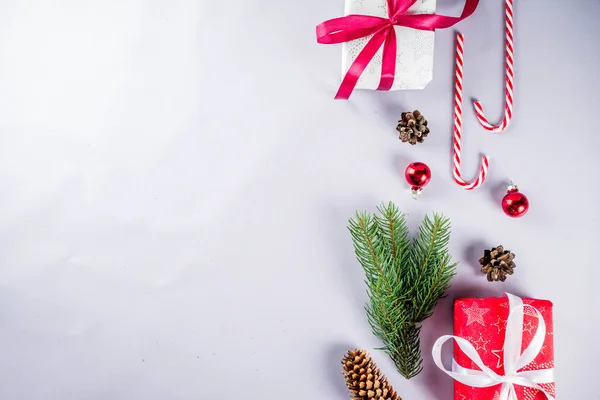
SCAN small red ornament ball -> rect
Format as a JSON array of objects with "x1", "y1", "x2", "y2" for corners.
[
  {"x1": 405, "y1": 162, "x2": 431, "y2": 190},
  {"x1": 502, "y1": 188, "x2": 529, "y2": 218}
]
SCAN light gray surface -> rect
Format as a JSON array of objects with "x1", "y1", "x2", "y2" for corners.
[{"x1": 0, "y1": 0, "x2": 598, "y2": 398}]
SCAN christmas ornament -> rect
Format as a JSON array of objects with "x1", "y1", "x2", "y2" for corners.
[
  {"x1": 397, "y1": 110, "x2": 429, "y2": 145},
  {"x1": 405, "y1": 162, "x2": 431, "y2": 199},
  {"x1": 342, "y1": 349, "x2": 401, "y2": 400},
  {"x1": 501, "y1": 183, "x2": 529, "y2": 218},
  {"x1": 473, "y1": 0, "x2": 515, "y2": 132},
  {"x1": 452, "y1": 33, "x2": 489, "y2": 190},
  {"x1": 348, "y1": 203, "x2": 456, "y2": 379},
  {"x1": 432, "y1": 293, "x2": 556, "y2": 400},
  {"x1": 479, "y1": 245, "x2": 516, "y2": 282}
]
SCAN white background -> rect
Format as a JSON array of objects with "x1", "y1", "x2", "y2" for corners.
[{"x1": 0, "y1": 0, "x2": 598, "y2": 399}]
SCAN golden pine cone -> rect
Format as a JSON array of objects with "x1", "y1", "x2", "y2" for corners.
[
  {"x1": 479, "y1": 245, "x2": 516, "y2": 282},
  {"x1": 396, "y1": 110, "x2": 429, "y2": 145},
  {"x1": 342, "y1": 349, "x2": 401, "y2": 400}
]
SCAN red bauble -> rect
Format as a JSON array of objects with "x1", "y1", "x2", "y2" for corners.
[
  {"x1": 501, "y1": 185, "x2": 529, "y2": 218},
  {"x1": 405, "y1": 162, "x2": 431, "y2": 198}
]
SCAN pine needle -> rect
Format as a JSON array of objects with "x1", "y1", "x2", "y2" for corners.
[{"x1": 348, "y1": 202, "x2": 457, "y2": 379}]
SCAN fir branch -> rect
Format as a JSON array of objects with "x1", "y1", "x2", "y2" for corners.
[
  {"x1": 348, "y1": 203, "x2": 457, "y2": 380},
  {"x1": 349, "y1": 212, "x2": 398, "y2": 340},
  {"x1": 410, "y1": 214, "x2": 457, "y2": 322},
  {"x1": 375, "y1": 202, "x2": 410, "y2": 292}
]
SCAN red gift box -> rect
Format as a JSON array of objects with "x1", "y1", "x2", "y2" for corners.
[{"x1": 432, "y1": 293, "x2": 555, "y2": 400}]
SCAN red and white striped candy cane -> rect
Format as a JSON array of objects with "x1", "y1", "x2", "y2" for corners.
[
  {"x1": 453, "y1": 33, "x2": 489, "y2": 190},
  {"x1": 473, "y1": 0, "x2": 515, "y2": 133}
]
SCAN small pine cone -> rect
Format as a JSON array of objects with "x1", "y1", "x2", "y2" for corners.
[
  {"x1": 342, "y1": 349, "x2": 401, "y2": 400},
  {"x1": 479, "y1": 245, "x2": 516, "y2": 282},
  {"x1": 396, "y1": 110, "x2": 429, "y2": 145}
]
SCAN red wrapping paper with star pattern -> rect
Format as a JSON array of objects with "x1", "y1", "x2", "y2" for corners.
[{"x1": 453, "y1": 297, "x2": 555, "y2": 400}]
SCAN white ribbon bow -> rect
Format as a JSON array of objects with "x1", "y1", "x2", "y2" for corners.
[{"x1": 431, "y1": 293, "x2": 555, "y2": 400}]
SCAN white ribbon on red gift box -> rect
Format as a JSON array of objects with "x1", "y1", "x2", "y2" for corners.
[{"x1": 431, "y1": 293, "x2": 555, "y2": 400}]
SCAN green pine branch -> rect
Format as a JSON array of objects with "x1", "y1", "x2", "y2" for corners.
[{"x1": 348, "y1": 202, "x2": 457, "y2": 379}]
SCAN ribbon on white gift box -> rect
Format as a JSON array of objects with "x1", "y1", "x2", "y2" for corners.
[{"x1": 431, "y1": 293, "x2": 555, "y2": 400}]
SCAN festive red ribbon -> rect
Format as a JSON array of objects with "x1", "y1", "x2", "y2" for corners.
[{"x1": 316, "y1": 0, "x2": 480, "y2": 99}]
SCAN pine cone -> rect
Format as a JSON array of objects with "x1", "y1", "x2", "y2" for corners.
[
  {"x1": 342, "y1": 349, "x2": 401, "y2": 400},
  {"x1": 479, "y1": 246, "x2": 516, "y2": 282},
  {"x1": 396, "y1": 110, "x2": 429, "y2": 145}
]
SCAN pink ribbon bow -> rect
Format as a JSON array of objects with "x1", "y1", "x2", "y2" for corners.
[{"x1": 316, "y1": 0, "x2": 480, "y2": 99}]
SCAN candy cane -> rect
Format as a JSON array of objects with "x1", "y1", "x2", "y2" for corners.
[
  {"x1": 453, "y1": 33, "x2": 489, "y2": 190},
  {"x1": 473, "y1": 0, "x2": 514, "y2": 132}
]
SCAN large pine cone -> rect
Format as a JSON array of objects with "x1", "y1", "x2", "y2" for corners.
[
  {"x1": 397, "y1": 110, "x2": 429, "y2": 145},
  {"x1": 479, "y1": 245, "x2": 516, "y2": 282},
  {"x1": 342, "y1": 349, "x2": 401, "y2": 400}
]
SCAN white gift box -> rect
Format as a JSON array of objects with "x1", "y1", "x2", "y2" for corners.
[{"x1": 341, "y1": 0, "x2": 436, "y2": 90}]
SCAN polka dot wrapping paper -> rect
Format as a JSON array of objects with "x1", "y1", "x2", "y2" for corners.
[{"x1": 453, "y1": 297, "x2": 556, "y2": 400}]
